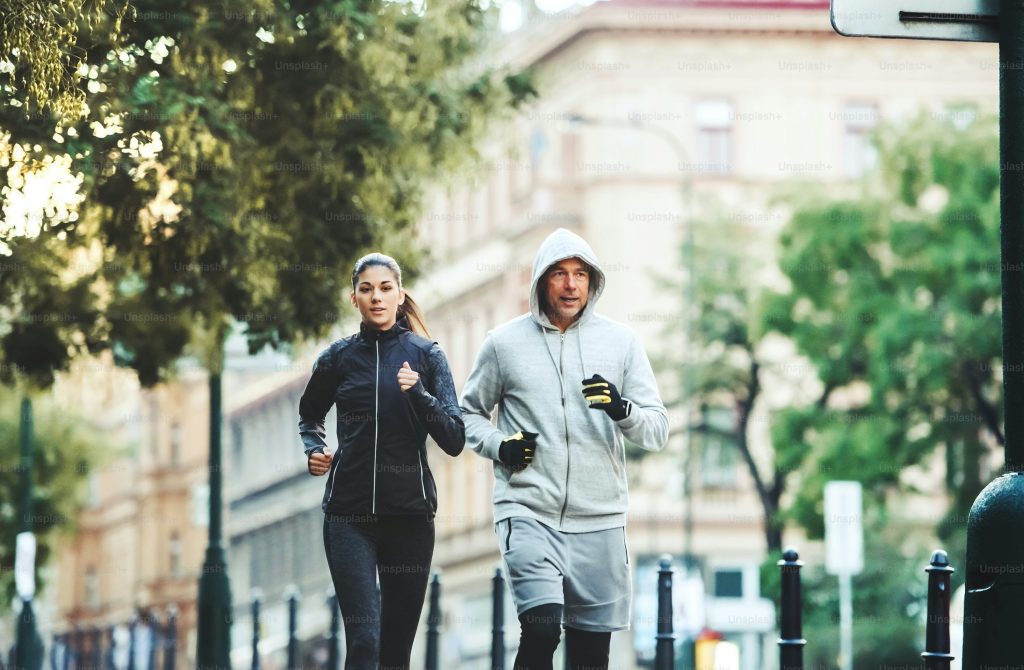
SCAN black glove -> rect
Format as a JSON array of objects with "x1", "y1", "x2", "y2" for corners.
[
  {"x1": 582, "y1": 374, "x2": 632, "y2": 421},
  {"x1": 499, "y1": 430, "x2": 538, "y2": 472}
]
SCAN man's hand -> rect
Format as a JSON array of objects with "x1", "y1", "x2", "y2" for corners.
[
  {"x1": 582, "y1": 374, "x2": 632, "y2": 421},
  {"x1": 499, "y1": 430, "x2": 538, "y2": 472},
  {"x1": 398, "y1": 361, "x2": 420, "y2": 392},
  {"x1": 308, "y1": 450, "x2": 333, "y2": 476}
]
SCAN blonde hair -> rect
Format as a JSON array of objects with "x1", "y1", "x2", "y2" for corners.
[{"x1": 351, "y1": 253, "x2": 432, "y2": 338}]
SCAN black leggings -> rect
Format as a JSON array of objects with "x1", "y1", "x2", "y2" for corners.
[
  {"x1": 323, "y1": 513, "x2": 435, "y2": 670},
  {"x1": 512, "y1": 603, "x2": 612, "y2": 670}
]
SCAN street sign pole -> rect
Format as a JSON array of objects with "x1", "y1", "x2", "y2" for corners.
[
  {"x1": 961, "y1": 2, "x2": 1024, "y2": 668},
  {"x1": 824, "y1": 482, "x2": 862, "y2": 670}
]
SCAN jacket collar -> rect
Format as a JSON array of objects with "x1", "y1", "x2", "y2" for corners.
[{"x1": 359, "y1": 315, "x2": 409, "y2": 343}]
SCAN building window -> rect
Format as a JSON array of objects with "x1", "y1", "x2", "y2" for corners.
[
  {"x1": 695, "y1": 100, "x2": 733, "y2": 176},
  {"x1": 87, "y1": 473, "x2": 100, "y2": 507},
  {"x1": 713, "y1": 568, "x2": 744, "y2": 598},
  {"x1": 169, "y1": 420, "x2": 182, "y2": 466},
  {"x1": 842, "y1": 102, "x2": 879, "y2": 178},
  {"x1": 232, "y1": 420, "x2": 244, "y2": 456},
  {"x1": 700, "y1": 406, "x2": 738, "y2": 488},
  {"x1": 85, "y1": 566, "x2": 99, "y2": 610},
  {"x1": 169, "y1": 531, "x2": 182, "y2": 578},
  {"x1": 561, "y1": 131, "x2": 579, "y2": 184}
]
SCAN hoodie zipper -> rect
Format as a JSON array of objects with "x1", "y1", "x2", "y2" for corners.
[
  {"x1": 372, "y1": 339, "x2": 380, "y2": 514},
  {"x1": 559, "y1": 332, "x2": 571, "y2": 527}
]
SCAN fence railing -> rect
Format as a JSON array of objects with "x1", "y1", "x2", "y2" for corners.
[
  {"x1": 35, "y1": 546, "x2": 957, "y2": 670},
  {"x1": 47, "y1": 609, "x2": 177, "y2": 670}
]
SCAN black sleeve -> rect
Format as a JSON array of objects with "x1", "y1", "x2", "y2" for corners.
[
  {"x1": 298, "y1": 347, "x2": 338, "y2": 457},
  {"x1": 407, "y1": 343, "x2": 466, "y2": 457}
]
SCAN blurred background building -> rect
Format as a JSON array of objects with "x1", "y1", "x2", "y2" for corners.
[{"x1": 37, "y1": 1, "x2": 996, "y2": 669}]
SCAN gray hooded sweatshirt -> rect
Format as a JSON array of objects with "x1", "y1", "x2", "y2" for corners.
[{"x1": 460, "y1": 228, "x2": 669, "y2": 532}]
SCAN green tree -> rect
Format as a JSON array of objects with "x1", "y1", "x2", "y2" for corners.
[
  {"x1": 767, "y1": 109, "x2": 1001, "y2": 563},
  {"x1": 662, "y1": 201, "x2": 816, "y2": 554},
  {"x1": 2, "y1": 0, "x2": 535, "y2": 383},
  {"x1": 0, "y1": 0, "x2": 131, "y2": 120},
  {"x1": 0, "y1": 388, "x2": 112, "y2": 607}
]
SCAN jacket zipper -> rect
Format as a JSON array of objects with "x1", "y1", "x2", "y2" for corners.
[
  {"x1": 326, "y1": 448, "x2": 341, "y2": 503},
  {"x1": 417, "y1": 450, "x2": 428, "y2": 507},
  {"x1": 372, "y1": 339, "x2": 380, "y2": 514},
  {"x1": 559, "y1": 332, "x2": 571, "y2": 527}
]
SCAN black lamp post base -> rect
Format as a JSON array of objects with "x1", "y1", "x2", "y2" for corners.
[
  {"x1": 962, "y1": 472, "x2": 1024, "y2": 669},
  {"x1": 196, "y1": 546, "x2": 233, "y2": 670}
]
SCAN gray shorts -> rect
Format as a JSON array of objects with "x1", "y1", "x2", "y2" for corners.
[{"x1": 495, "y1": 516, "x2": 631, "y2": 632}]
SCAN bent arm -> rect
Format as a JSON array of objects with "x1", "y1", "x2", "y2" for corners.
[
  {"x1": 408, "y1": 344, "x2": 466, "y2": 457},
  {"x1": 298, "y1": 347, "x2": 338, "y2": 457},
  {"x1": 616, "y1": 336, "x2": 669, "y2": 451},
  {"x1": 459, "y1": 334, "x2": 506, "y2": 462}
]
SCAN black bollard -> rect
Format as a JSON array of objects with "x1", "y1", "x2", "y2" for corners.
[
  {"x1": 105, "y1": 626, "x2": 116, "y2": 670},
  {"x1": 286, "y1": 588, "x2": 299, "y2": 670},
  {"x1": 251, "y1": 591, "x2": 262, "y2": 670},
  {"x1": 424, "y1": 573, "x2": 441, "y2": 670},
  {"x1": 326, "y1": 589, "x2": 340, "y2": 670},
  {"x1": 654, "y1": 555, "x2": 675, "y2": 670},
  {"x1": 126, "y1": 617, "x2": 136, "y2": 670},
  {"x1": 50, "y1": 634, "x2": 59, "y2": 670},
  {"x1": 146, "y1": 612, "x2": 159, "y2": 670},
  {"x1": 49, "y1": 634, "x2": 60, "y2": 670},
  {"x1": 91, "y1": 626, "x2": 102, "y2": 670},
  {"x1": 922, "y1": 550, "x2": 955, "y2": 670},
  {"x1": 72, "y1": 627, "x2": 83, "y2": 670},
  {"x1": 163, "y1": 607, "x2": 177, "y2": 670},
  {"x1": 491, "y1": 567, "x2": 505, "y2": 670},
  {"x1": 778, "y1": 547, "x2": 806, "y2": 670},
  {"x1": 61, "y1": 632, "x2": 71, "y2": 670}
]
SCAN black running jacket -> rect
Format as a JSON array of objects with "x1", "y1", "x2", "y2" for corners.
[{"x1": 298, "y1": 318, "x2": 465, "y2": 516}]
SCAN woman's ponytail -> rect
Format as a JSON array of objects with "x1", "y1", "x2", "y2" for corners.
[{"x1": 399, "y1": 292, "x2": 432, "y2": 339}]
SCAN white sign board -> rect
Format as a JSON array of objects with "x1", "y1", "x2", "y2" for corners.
[
  {"x1": 15, "y1": 531, "x2": 36, "y2": 599},
  {"x1": 831, "y1": 0, "x2": 997, "y2": 42},
  {"x1": 824, "y1": 481, "x2": 864, "y2": 576}
]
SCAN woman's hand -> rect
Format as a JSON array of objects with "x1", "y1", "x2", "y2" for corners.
[
  {"x1": 397, "y1": 361, "x2": 420, "y2": 392},
  {"x1": 308, "y1": 450, "x2": 333, "y2": 476}
]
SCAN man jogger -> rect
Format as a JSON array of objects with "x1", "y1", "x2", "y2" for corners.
[{"x1": 461, "y1": 228, "x2": 669, "y2": 670}]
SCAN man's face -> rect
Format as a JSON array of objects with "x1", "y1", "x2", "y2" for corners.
[{"x1": 542, "y1": 257, "x2": 591, "y2": 329}]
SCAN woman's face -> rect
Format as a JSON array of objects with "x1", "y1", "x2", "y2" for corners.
[{"x1": 351, "y1": 265, "x2": 405, "y2": 331}]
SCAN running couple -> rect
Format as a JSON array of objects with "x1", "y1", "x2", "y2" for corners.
[{"x1": 298, "y1": 228, "x2": 668, "y2": 670}]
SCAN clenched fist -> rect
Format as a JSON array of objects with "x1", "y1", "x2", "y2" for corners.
[
  {"x1": 397, "y1": 361, "x2": 420, "y2": 392},
  {"x1": 308, "y1": 450, "x2": 333, "y2": 476}
]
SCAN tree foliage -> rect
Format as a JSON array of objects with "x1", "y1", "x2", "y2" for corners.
[
  {"x1": 0, "y1": 389, "x2": 113, "y2": 606},
  {"x1": 768, "y1": 109, "x2": 1001, "y2": 555},
  {"x1": 0, "y1": 0, "x2": 131, "y2": 120},
  {"x1": 1, "y1": 0, "x2": 536, "y2": 386},
  {"x1": 669, "y1": 109, "x2": 1001, "y2": 558}
]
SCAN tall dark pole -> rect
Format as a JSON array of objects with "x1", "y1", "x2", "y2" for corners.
[
  {"x1": 777, "y1": 548, "x2": 805, "y2": 670},
  {"x1": 491, "y1": 568, "x2": 505, "y2": 670},
  {"x1": 654, "y1": 556, "x2": 675, "y2": 670},
  {"x1": 424, "y1": 573, "x2": 441, "y2": 670},
  {"x1": 14, "y1": 396, "x2": 42, "y2": 670},
  {"x1": 286, "y1": 589, "x2": 298, "y2": 670},
  {"x1": 196, "y1": 369, "x2": 232, "y2": 670},
  {"x1": 922, "y1": 550, "x2": 954, "y2": 670},
  {"x1": 326, "y1": 589, "x2": 340, "y2": 670},
  {"x1": 962, "y1": 2, "x2": 1024, "y2": 668}
]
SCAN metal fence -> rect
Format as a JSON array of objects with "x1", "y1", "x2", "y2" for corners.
[{"x1": 30, "y1": 546, "x2": 956, "y2": 670}]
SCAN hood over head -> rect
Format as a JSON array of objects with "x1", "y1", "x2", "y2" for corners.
[{"x1": 529, "y1": 228, "x2": 605, "y2": 328}]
